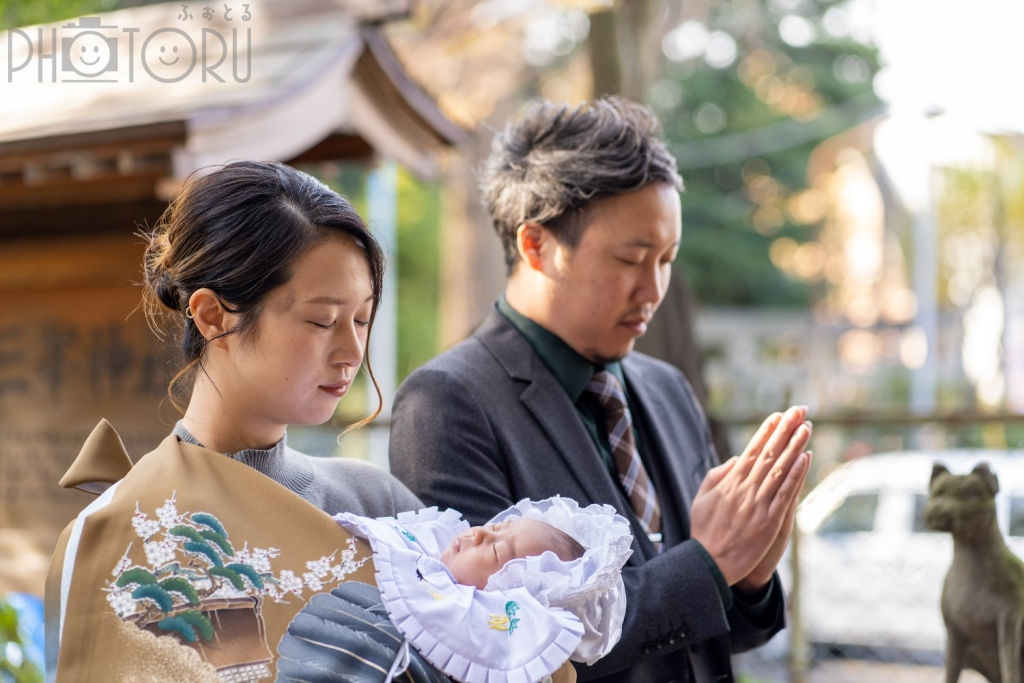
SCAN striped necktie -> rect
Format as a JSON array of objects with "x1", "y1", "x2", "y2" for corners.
[{"x1": 585, "y1": 370, "x2": 663, "y2": 545}]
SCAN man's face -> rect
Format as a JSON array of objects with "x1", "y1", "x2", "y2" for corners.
[{"x1": 541, "y1": 182, "x2": 681, "y2": 363}]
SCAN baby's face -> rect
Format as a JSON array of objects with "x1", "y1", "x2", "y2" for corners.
[{"x1": 440, "y1": 518, "x2": 557, "y2": 589}]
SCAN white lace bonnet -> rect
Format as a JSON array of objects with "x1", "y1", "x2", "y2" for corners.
[{"x1": 334, "y1": 497, "x2": 632, "y2": 682}]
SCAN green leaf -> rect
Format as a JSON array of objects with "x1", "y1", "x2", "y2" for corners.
[
  {"x1": 191, "y1": 512, "x2": 227, "y2": 537},
  {"x1": 183, "y1": 540, "x2": 223, "y2": 567},
  {"x1": 156, "y1": 616, "x2": 197, "y2": 642},
  {"x1": 114, "y1": 567, "x2": 157, "y2": 588},
  {"x1": 199, "y1": 529, "x2": 234, "y2": 557},
  {"x1": 168, "y1": 525, "x2": 204, "y2": 543},
  {"x1": 210, "y1": 566, "x2": 245, "y2": 591},
  {"x1": 177, "y1": 609, "x2": 215, "y2": 642},
  {"x1": 226, "y1": 563, "x2": 265, "y2": 589},
  {"x1": 159, "y1": 577, "x2": 199, "y2": 605},
  {"x1": 131, "y1": 584, "x2": 173, "y2": 613}
]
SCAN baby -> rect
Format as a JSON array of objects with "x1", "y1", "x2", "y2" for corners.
[
  {"x1": 333, "y1": 497, "x2": 633, "y2": 683},
  {"x1": 439, "y1": 518, "x2": 586, "y2": 589}
]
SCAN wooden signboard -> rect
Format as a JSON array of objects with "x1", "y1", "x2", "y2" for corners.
[{"x1": 0, "y1": 234, "x2": 176, "y2": 594}]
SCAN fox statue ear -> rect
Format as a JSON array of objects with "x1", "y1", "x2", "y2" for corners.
[
  {"x1": 930, "y1": 463, "x2": 950, "y2": 488},
  {"x1": 972, "y1": 463, "x2": 999, "y2": 495}
]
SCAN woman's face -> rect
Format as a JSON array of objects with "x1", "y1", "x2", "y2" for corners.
[{"x1": 216, "y1": 235, "x2": 374, "y2": 433}]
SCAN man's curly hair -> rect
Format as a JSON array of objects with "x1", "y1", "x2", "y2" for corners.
[{"x1": 480, "y1": 97, "x2": 683, "y2": 272}]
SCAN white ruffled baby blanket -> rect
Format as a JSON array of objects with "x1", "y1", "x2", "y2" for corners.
[{"x1": 335, "y1": 497, "x2": 632, "y2": 683}]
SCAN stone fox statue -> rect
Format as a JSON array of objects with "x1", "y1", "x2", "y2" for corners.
[{"x1": 925, "y1": 462, "x2": 1024, "y2": 683}]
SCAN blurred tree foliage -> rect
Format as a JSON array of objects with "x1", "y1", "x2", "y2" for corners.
[
  {"x1": 394, "y1": 169, "x2": 442, "y2": 380},
  {"x1": 0, "y1": 598, "x2": 41, "y2": 683},
  {"x1": 650, "y1": 0, "x2": 882, "y2": 306},
  {"x1": 0, "y1": 0, "x2": 105, "y2": 30},
  {"x1": 0, "y1": 0, "x2": 163, "y2": 31}
]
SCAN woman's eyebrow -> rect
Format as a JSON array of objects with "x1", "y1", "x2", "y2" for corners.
[
  {"x1": 303, "y1": 295, "x2": 374, "y2": 305},
  {"x1": 304, "y1": 296, "x2": 346, "y2": 305}
]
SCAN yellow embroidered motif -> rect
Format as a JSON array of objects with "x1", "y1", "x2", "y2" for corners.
[
  {"x1": 488, "y1": 601, "x2": 521, "y2": 635},
  {"x1": 488, "y1": 615, "x2": 510, "y2": 631}
]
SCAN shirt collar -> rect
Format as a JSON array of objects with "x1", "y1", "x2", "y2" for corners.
[{"x1": 496, "y1": 294, "x2": 624, "y2": 402}]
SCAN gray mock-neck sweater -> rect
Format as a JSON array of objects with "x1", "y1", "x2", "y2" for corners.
[{"x1": 172, "y1": 421, "x2": 421, "y2": 518}]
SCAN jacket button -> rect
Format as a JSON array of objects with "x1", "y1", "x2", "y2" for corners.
[
  {"x1": 679, "y1": 627, "x2": 692, "y2": 639},
  {"x1": 657, "y1": 636, "x2": 669, "y2": 649},
  {"x1": 642, "y1": 643, "x2": 653, "y2": 654}
]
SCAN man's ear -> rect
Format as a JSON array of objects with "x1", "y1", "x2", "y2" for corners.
[
  {"x1": 188, "y1": 288, "x2": 236, "y2": 348},
  {"x1": 515, "y1": 221, "x2": 549, "y2": 273}
]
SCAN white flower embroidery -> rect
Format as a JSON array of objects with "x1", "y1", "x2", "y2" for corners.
[
  {"x1": 155, "y1": 493, "x2": 184, "y2": 529},
  {"x1": 144, "y1": 540, "x2": 177, "y2": 568},
  {"x1": 107, "y1": 590, "x2": 137, "y2": 617},
  {"x1": 112, "y1": 547, "x2": 133, "y2": 577},
  {"x1": 278, "y1": 570, "x2": 304, "y2": 596},
  {"x1": 249, "y1": 547, "x2": 279, "y2": 574},
  {"x1": 302, "y1": 573, "x2": 324, "y2": 592},
  {"x1": 306, "y1": 556, "x2": 331, "y2": 579},
  {"x1": 131, "y1": 508, "x2": 160, "y2": 540}
]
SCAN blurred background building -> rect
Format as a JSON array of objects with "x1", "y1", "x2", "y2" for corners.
[{"x1": 3, "y1": 0, "x2": 1024, "y2": 680}]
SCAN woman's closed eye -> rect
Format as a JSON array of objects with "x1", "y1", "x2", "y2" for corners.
[{"x1": 310, "y1": 320, "x2": 336, "y2": 331}]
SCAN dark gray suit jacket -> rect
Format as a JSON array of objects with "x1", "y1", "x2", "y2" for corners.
[{"x1": 389, "y1": 309, "x2": 785, "y2": 683}]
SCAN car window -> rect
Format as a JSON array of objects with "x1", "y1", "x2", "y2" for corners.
[
  {"x1": 818, "y1": 493, "x2": 878, "y2": 535},
  {"x1": 1011, "y1": 497, "x2": 1024, "y2": 538}
]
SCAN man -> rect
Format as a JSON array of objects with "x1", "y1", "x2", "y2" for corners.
[{"x1": 389, "y1": 98, "x2": 812, "y2": 683}]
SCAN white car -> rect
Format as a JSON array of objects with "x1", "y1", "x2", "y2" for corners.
[{"x1": 785, "y1": 450, "x2": 1024, "y2": 653}]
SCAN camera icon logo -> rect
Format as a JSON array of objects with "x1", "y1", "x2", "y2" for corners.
[{"x1": 61, "y1": 17, "x2": 119, "y2": 80}]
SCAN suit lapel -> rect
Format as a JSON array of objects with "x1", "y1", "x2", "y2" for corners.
[
  {"x1": 475, "y1": 309, "x2": 658, "y2": 561},
  {"x1": 518, "y1": 378, "x2": 628, "y2": 509}
]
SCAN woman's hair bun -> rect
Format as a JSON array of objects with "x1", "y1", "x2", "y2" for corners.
[{"x1": 143, "y1": 229, "x2": 181, "y2": 313}]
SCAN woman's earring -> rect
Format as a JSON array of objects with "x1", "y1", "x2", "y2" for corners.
[{"x1": 184, "y1": 307, "x2": 196, "y2": 320}]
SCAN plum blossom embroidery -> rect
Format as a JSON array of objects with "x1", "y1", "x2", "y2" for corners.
[{"x1": 105, "y1": 493, "x2": 370, "y2": 644}]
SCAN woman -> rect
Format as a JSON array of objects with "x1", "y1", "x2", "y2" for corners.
[{"x1": 45, "y1": 162, "x2": 425, "y2": 682}]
